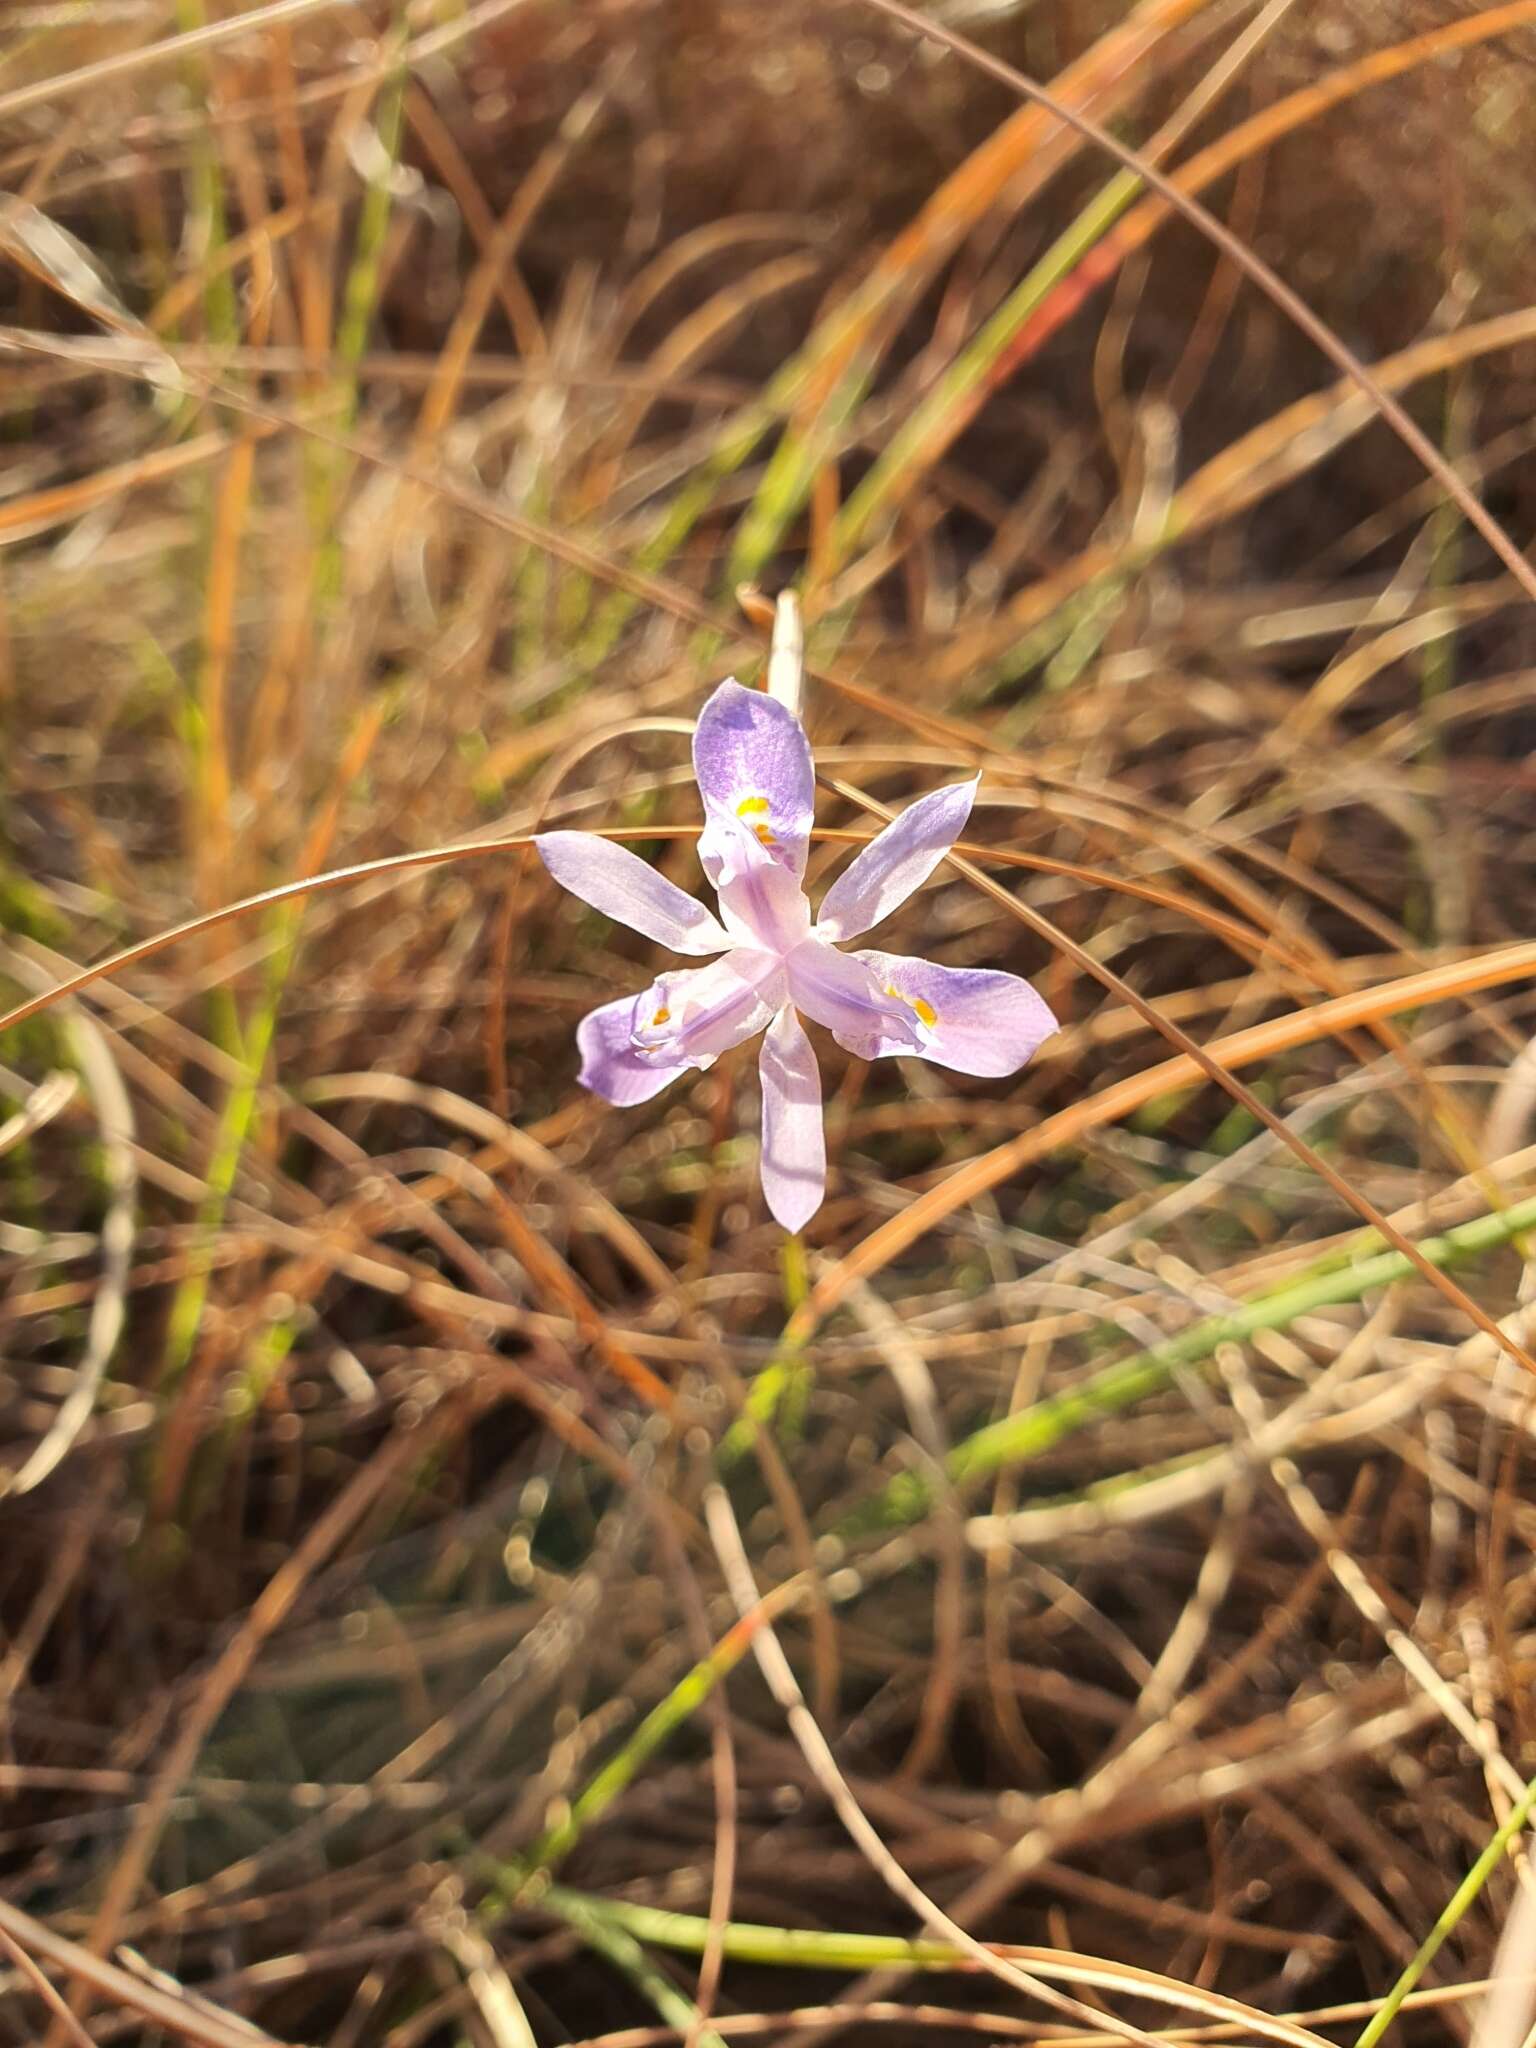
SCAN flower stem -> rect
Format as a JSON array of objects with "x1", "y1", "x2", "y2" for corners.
[{"x1": 781, "y1": 1233, "x2": 809, "y2": 1311}]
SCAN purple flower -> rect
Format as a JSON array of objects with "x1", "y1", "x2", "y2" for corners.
[{"x1": 536, "y1": 680, "x2": 1058, "y2": 1231}]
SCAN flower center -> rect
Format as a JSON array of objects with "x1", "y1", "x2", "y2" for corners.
[
  {"x1": 736, "y1": 795, "x2": 776, "y2": 847},
  {"x1": 888, "y1": 984, "x2": 938, "y2": 1028}
]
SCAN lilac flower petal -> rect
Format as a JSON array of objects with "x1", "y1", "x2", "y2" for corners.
[
  {"x1": 693, "y1": 679, "x2": 815, "y2": 880},
  {"x1": 536, "y1": 832, "x2": 730, "y2": 955},
  {"x1": 836, "y1": 950, "x2": 1058, "y2": 1077},
  {"x1": 815, "y1": 777, "x2": 978, "y2": 942},
  {"x1": 758, "y1": 1005, "x2": 825, "y2": 1232},
  {"x1": 576, "y1": 993, "x2": 687, "y2": 1106},
  {"x1": 709, "y1": 811, "x2": 813, "y2": 956},
  {"x1": 629, "y1": 951, "x2": 785, "y2": 1066},
  {"x1": 783, "y1": 937, "x2": 922, "y2": 1051}
]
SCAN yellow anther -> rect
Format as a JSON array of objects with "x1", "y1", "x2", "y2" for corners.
[
  {"x1": 652, "y1": 1005, "x2": 671, "y2": 1026},
  {"x1": 737, "y1": 795, "x2": 776, "y2": 845},
  {"x1": 887, "y1": 984, "x2": 938, "y2": 1028}
]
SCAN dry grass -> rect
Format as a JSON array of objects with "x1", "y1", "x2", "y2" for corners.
[{"x1": 4, "y1": 2, "x2": 1536, "y2": 2045}]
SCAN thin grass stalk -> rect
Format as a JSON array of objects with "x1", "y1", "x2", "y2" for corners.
[
  {"x1": 831, "y1": 0, "x2": 1296, "y2": 561},
  {"x1": 495, "y1": 1590, "x2": 794, "y2": 1892},
  {"x1": 161, "y1": 41, "x2": 406, "y2": 1400},
  {"x1": 861, "y1": 0, "x2": 1536, "y2": 632},
  {"x1": 536, "y1": 1889, "x2": 729, "y2": 2048},
  {"x1": 880, "y1": 0, "x2": 1536, "y2": 516},
  {"x1": 583, "y1": 0, "x2": 1218, "y2": 659},
  {"x1": 173, "y1": 0, "x2": 239, "y2": 351},
  {"x1": 849, "y1": 1189, "x2": 1536, "y2": 1532},
  {"x1": 536, "y1": 1889, "x2": 1334, "y2": 2048},
  {"x1": 1353, "y1": 1769, "x2": 1536, "y2": 2048},
  {"x1": 724, "y1": 0, "x2": 1222, "y2": 590}
]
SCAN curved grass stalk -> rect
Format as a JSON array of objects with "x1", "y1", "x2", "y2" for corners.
[
  {"x1": 579, "y1": 0, "x2": 1219, "y2": 661},
  {"x1": 536, "y1": 1888, "x2": 1334, "y2": 2048},
  {"x1": 832, "y1": 0, "x2": 1296, "y2": 564},
  {"x1": 945, "y1": 303, "x2": 1536, "y2": 682},
  {"x1": 726, "y1": 0, "x2": 1219, "y2": 591},
  {"x1": 502, "y1": 1586, "x2": 798, "y2": 1890},
  {"x1": 845, "y1": 1190, "x2": 1536, "y2": 1533},
  {"x1": 837, "y1": 1, "x2": 1536, "y2": 558},
  {"x1": 864, "y1": 0, "x2": 1536, "y2": 644}
]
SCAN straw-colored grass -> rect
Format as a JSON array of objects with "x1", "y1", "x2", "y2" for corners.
[{"x1": 4, "y1": 3, "x2": 1536, "y2": 2045}]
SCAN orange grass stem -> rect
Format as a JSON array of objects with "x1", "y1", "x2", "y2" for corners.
[
  {"x1": 857, "y1": 0, "x2": 1536, "y2": 618},
  {"x1": 792, "y1": 937, "x2": 1536, "y2": 1345}
]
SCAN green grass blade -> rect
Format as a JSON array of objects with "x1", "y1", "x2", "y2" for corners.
[
  {"x1": 1353, "y1": 1767, "x2": 1536, "y2": 2048},
  {"x1": 538, "y1": 1890, "x2": 970, "y2": 1973},
  {"x1": 504, "y1": 1594, "x2": 792, "y2": 1887},
  {"x1": 537, "y1": 1886, "x2": 729, "y2": 2048},
  {"x1": 725, "y1": 359, "x2": 872, "y2": 591},
  {"x1": 832, "y1": 168, "x2": 1146, "y2": 566},
  {"x1": 846, "y1": 1190, "x2": 1536, "y2": 1533},
  {"x1": 161, "y1": 997, "x2": 279, "y2": 1387}
]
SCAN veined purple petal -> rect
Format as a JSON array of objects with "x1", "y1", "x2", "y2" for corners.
[
  {"x1": 837, "y1": 950, "x2": 1058, "y2": 1077},
  {"x1": 576, "y1": 993, "x2": 686, "y2": 1106},
  {"x1": 629, "y1": 951, "x2": 784, "y2": 1067},
  {"x1": 536, "y1": 832, "x2": 730, "y2": 955},
  {"x1": 815, "y1": 777, "x2": 978, "y2": 942},
  {"x1": 693, "y1": 679, "x2": 815, "y2": 881},
  {"x1": 783, "y1": 937, "x2": 921, "y2": 1051},
  {"x1": 710, "y1": 811, "x2": 813, "y2": 957},
  {"x1": 758, "y1": 1006, "x2": 825, "y2": 1232}
]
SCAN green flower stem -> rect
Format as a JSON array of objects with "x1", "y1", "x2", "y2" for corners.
[
  {"x1": 781, "y1": 1233, "x2": 809, "y2": 1312},
  {"x1": 718, "y1": 1339, "x2": 806, "y2": 1466}
]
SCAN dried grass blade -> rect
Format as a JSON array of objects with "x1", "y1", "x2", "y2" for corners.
[
  {"x1": 948, "y1": 306, "x2": 1536, "y2": 676},
  {"x1": 794, "y1": 938, "x2": 1536, "y2": 1340},
  {"x1": 930, "y1": 1, "x2": 1536, "y2": 427},
  {"x1": 859, "y1": 0, "x2": 1536, "y2": 620},
  {"x1": 853, "y1": 1190, "x2": 1536, "y2": 1532}
]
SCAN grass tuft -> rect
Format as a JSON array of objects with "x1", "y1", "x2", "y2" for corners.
[{"x1": 4, "y1": 3, "x2": 1536, "y2": 2044}]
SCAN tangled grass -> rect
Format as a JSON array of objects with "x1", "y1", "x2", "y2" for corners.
[{"x1": 4, "y1": 2, "x2": 1536, "y2": 2043}]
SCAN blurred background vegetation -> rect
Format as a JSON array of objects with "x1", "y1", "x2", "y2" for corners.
[{"x1": 4, "y1": 1, "x2": 1536, "y2": 2043}]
